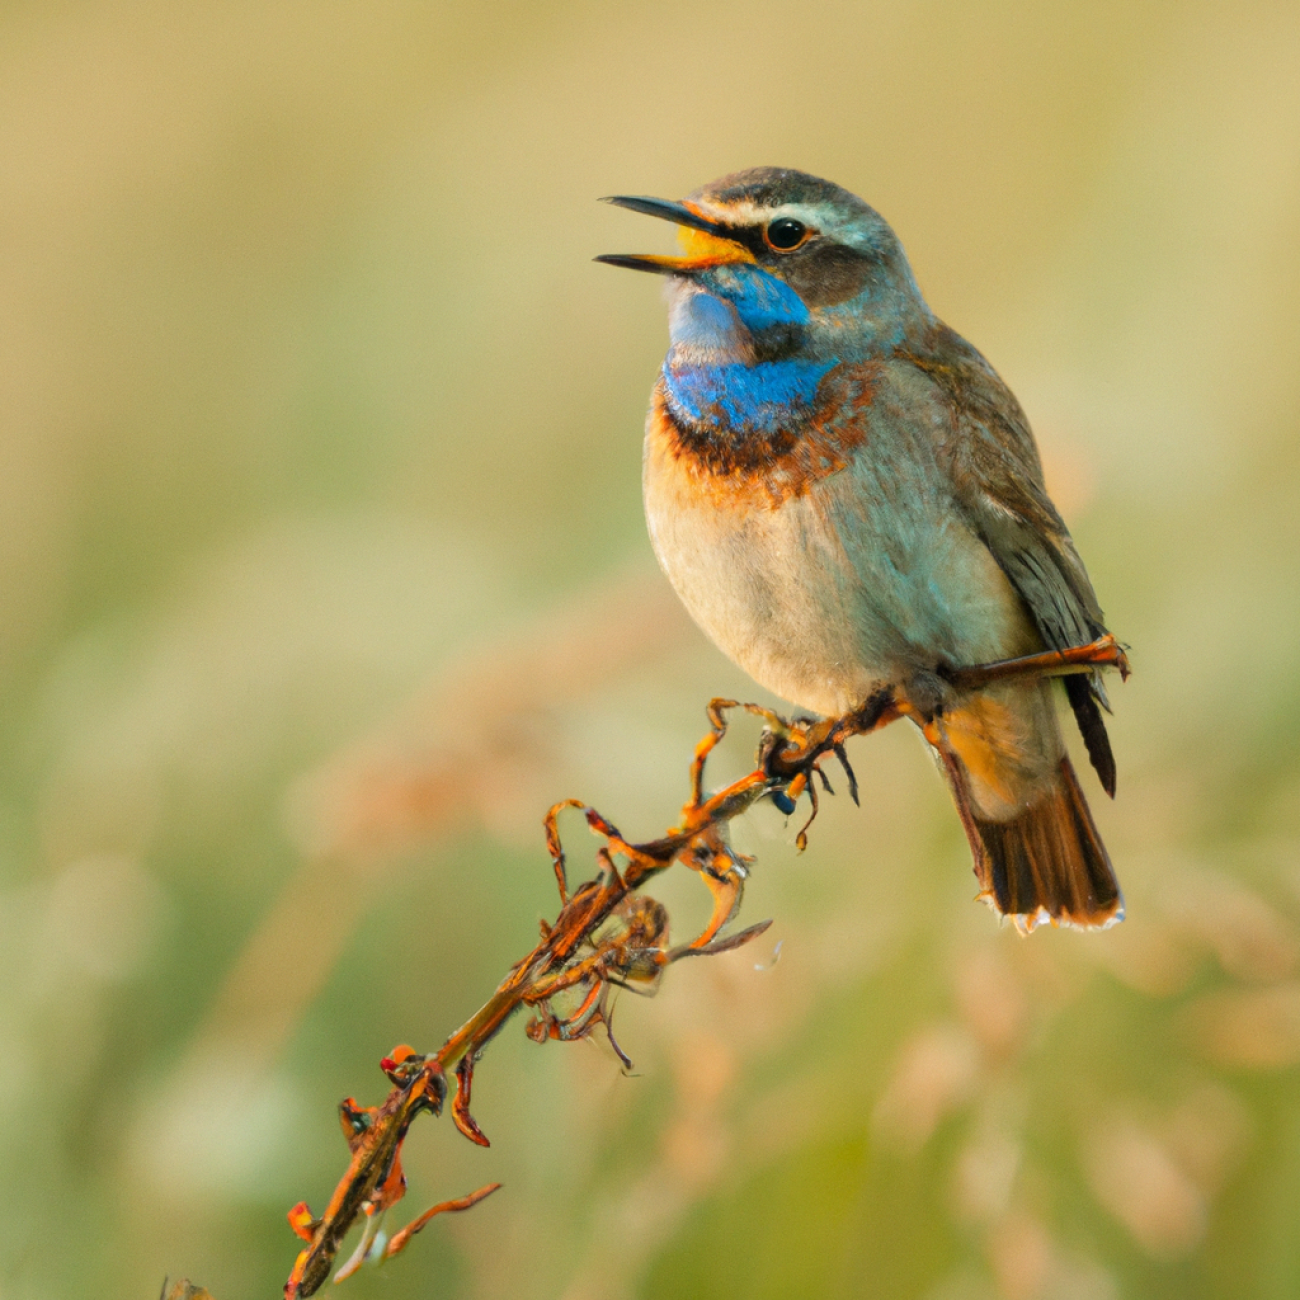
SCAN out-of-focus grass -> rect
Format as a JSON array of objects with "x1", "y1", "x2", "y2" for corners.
[{"x1": 1, "y1": 3, "x2": 1298, "y2": 1298}]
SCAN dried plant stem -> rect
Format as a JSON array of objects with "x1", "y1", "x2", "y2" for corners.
[{"x1": 282, "y1": 687, "x2": 898, "y2": 1298}]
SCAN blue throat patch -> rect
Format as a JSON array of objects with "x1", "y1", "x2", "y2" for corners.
[
  {"x1": 662, "y1": 264, "x2": 837, "y2": 435},
  {"x1": 663, "y1": 357, "x2": 835, "y2": 435}
]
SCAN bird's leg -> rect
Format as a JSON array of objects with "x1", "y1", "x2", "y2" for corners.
[{"x1": 939, "y1": 634, "x2": 1129, "y2": 692}]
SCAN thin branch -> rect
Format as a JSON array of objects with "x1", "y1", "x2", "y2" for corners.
[{"x1": 282, "y1": 688, "x2": 898, "y2": 1297}]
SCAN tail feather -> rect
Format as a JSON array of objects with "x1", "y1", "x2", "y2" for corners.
[
  {"x1": 1064, "y1": 674, "x2": 1117, "y2": 798},
  {"x1": 951, "y1": 754, "x2": 1123, "y2": 932}
]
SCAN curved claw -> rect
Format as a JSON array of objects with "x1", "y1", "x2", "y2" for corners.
[{"x1": 833, "y1": 743, "x2": 860, "y2": 805}]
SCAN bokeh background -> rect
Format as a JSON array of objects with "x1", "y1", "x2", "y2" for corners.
[{"x1": 2, "y1": 2, "x2": 1299, "y2": 1297}]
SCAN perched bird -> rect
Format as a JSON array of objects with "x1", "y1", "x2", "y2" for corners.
[{"x1": 599, "y1": 167, "x2": 1127, "y2": 932}]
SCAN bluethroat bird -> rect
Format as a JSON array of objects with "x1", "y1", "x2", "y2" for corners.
[{"x1": 599, "y1": 167, "x2": 1128, "y2": 933}]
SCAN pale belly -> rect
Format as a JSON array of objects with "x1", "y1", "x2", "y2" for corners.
[{"x1": 643, "y1": 421, "x2": 1039, "y2": 718}]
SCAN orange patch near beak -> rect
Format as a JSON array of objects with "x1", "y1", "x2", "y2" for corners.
[
  {"x1": 676, "y1": 224, "x2": 755, "y2": 266},
  {"x1": 595, "y1": 199, "x2": 752, "y2": 276}
]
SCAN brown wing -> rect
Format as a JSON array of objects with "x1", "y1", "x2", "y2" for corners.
[{"x1": 904, "y1": 322, "x2": 1117, "y2": 796}]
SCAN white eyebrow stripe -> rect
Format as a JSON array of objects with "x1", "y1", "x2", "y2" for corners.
[{"x1": 691, "y1": 200, "x2": 827, "y2": 232}]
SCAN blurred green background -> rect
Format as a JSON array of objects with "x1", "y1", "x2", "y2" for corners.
[{"x1": 2, "y1": 2, "x2": 1299, "y2": 1297}]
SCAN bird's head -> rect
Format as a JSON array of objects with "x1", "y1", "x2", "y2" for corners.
[{"x1": 598, "y1": 167, "x2": 931, "y2": 364}]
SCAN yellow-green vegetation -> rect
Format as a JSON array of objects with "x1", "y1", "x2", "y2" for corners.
[{"x1": 0, "y1": 3, "x2": 1297, "y2": 1298}]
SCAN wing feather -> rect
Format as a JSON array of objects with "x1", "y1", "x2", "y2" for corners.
[{"x1": 904, "y1": 323, "x2": 1116, "y2": 790}]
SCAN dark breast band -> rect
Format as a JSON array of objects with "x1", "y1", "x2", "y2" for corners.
[{"x1": 651, "y1": 361, "x2": 884, "y2": 510}]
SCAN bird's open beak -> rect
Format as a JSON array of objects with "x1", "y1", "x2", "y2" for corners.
[{"x1": 596, "y1": 195, "x2": 753, "y2": 275}]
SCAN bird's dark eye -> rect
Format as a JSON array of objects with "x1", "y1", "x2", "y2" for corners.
[{"x1": 764, "y1": 217, "x2": 810, "y2": 251}]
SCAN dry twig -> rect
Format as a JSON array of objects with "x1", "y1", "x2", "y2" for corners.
[{"x1": 281, "y1": 688, "x2": 898, "y2": 1296}]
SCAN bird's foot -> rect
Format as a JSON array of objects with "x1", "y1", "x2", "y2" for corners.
[{"x1": 758, "y1": 687, "x2": 897, "y2": 846}]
